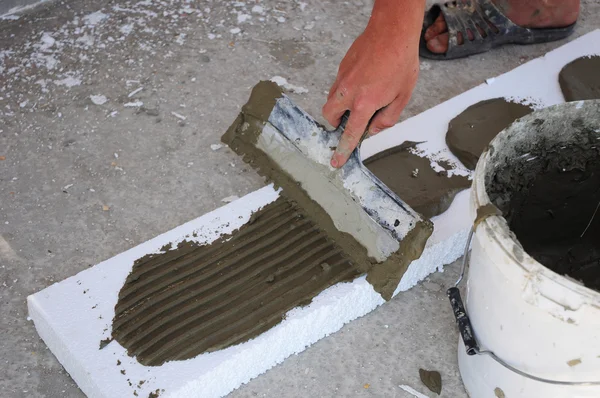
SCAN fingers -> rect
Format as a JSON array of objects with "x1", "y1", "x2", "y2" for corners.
[
  {"x1": 323, "y1": 84, "x2": 350, "y2": 128},
  {"x1": 367, "y1": 95, "x2": 409, "y2": 136},
  {"x1": 331, "y1": 106, "x2": 371, "y2": 168},
  {"x1": 322, "y1": 101, "x2": 347, "y2": 129},
  {"x1": 424, "y1": 14, "x2": 447, "y2": 41}
]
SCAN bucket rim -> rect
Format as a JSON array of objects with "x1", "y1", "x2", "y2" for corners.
[{"x1": 472, "y1": 100, "x2": 600, "y2": 303}]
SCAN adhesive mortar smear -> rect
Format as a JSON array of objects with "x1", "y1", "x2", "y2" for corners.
[
  {"x1": 449, "y1": 100, "x2": 600, "y2": 398},
  {"x1": 111, "y1": 82, "x2": 434, "y2": 366}
]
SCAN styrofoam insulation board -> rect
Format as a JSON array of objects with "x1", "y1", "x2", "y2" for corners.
[{"x1": 27, "y1": 29, "x2": 600, "y2": 398}]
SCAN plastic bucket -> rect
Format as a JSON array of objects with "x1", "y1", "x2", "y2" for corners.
[{"x1": 458, "y1": 100, "x2": 600, "y2": 397}]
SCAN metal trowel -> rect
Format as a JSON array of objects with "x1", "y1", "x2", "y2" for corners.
[{"x1": 222, "y1": 81, "x2": 433, "y2": 300}]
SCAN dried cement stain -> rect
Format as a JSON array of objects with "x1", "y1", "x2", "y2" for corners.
[
  {"x1": 559, "y1": 56, "x2": 600, "y2": 101},
  {"x1": 112, "y1": 198, "x2": 360, "y2": 366},
  {"x1": 364, "y1": 142, "x2": 470, "y2": 218},
  {"x1": 446, "y1": 98, "x2": 533, "y2": 170}
]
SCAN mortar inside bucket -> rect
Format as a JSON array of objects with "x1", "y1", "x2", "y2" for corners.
[
  {"x1": 460, "y1": 100, "x2": 600, "y2": 397},
  {"x1": 481, "y1": 100, "x2": 600, "y2": 292}
]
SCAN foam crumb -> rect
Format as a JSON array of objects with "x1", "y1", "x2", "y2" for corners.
[
  {"x1": 90, "y1": 95, "x2": 108, "y2": 105},
  {"x1": 171, "y1": 111, "x2": 186, "y2": 120},
  {"x1": 237, "y1": 13, "x2": 251, "y2": 23},
  {"x1": 398, "y1": 385, "x2": 430, "y2": 398},
  {"x1": 124, "y1": 101, "x2": 143, "y2": 107},
  {"x1": 221, "y1": 195, "x2": 239, "y2": 203},
  {"x1": 54, "y1": 75, "x2": 82, "y2": 88},
  {"x1": 270, "y1": 76, "x2": 308, "y2": 94}
]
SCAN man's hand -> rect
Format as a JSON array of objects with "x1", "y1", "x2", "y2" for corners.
[{"x1": 323, "y1": 0, "x2": 425, "y2": 168}]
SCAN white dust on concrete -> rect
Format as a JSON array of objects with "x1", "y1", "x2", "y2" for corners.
[
  {"x1": 399, "y1": 384, "x2": 431, "y2": 398},
  {"x1": 270, "y1": 76, "x2": 309, "y2": 94}
]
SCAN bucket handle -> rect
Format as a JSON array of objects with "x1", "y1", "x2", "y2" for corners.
[{"x1": 449, "y1": 225, "x2": 600, "y2": 386}]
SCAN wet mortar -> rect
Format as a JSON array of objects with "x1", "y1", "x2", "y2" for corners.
[
  {"x1": 112, "y1": 197, "x2": 361, "y2": 366},
  {"x1": 446, "y1": 98, "x2": 533, "y2": 170},
  {"x1": 559, "y1": 56, "x2": 600, "y2": 102},
  {"x1": 364, "y1": 141, "x2": 471, "y2": 218},
  {"x1": 221, "y1": 81, "x2": 433, "y2": 300},
  {"x1": 486, "y1": 119, "x2": 600, "y2": 292},
  {"x1": 111, "y1": 81, "x2": 435, "y2": 366}
]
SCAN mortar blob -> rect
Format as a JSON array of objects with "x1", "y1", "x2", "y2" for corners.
[
  {"x1": 559, "y1": 56, "x2": 600, "y2": 102},
  {"x1": 446, "y1": 98, "x2": 533, "y2": 170},
  {"x1": 364, "y1": 141, "x2": 470, "y2": 218}
]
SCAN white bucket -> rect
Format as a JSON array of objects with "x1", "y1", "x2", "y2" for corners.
[{"x1": 457, "y1": 100, "x2": 600, "y2": 398}]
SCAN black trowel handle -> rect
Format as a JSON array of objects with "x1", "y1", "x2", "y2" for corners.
[
  {"x1": 447, "y1": 287, "x2": 479, "y2": 356},
  {"x1": 333, "y1": 111, "x2": 350, "y2": 135},
  {"x1": 333, "y1": 110, "x2": 383, "y2": 145}
]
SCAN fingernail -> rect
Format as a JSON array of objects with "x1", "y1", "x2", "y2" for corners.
[
  {"x1": 331, "y1": 157, "x2": 338, "y2": 168},
  {"x1": 369, "y1": 127, "x2": 380, "y2": 136}
]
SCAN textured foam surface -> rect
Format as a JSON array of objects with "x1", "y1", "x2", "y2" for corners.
[{"x1": 27, "y1": 30, "x2": 600, "y2": 398}]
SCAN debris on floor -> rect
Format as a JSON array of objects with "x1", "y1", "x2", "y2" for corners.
[
  {"x1": 90, "y1": 95, "x2": 108, "y2": 105},
  {"x1": 419, "y1": 368, "x2": 442, "y2": 395},
  {"x1": 221, "y1": 195, "x2": 240, "y2": 203},
  {"x1": 399, "y1": 384, "x2": 431, "y2": 398},
  {"x1": 270, "y1": 76, "x2": 309, "y2": 94}
]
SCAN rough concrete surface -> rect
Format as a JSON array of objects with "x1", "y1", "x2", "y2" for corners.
[{"x1": 0, "y1": 0, "x2": 598, "y2": 397}]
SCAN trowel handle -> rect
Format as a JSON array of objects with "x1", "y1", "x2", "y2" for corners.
[
  {"x1": 333, "y1": 110, "x2": 384, "y2": 147},
  {"x1": 447, "y1": 287, "x2": 479, "y2": 356},
  {"x1": 332, "y1": 111, "x2": 373, "y2": 154},
  {"x1": 332, "y1": 111, "x2": 350, "y2": 135}
]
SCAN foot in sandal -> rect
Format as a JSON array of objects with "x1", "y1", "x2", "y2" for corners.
[{"x1": 421, "y1": 0, "x2": 580, "y2": 59}]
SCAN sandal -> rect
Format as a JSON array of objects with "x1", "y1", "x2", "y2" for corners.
[{"x1": 419, "y1": 0, "x2": 576, "y2": 60}]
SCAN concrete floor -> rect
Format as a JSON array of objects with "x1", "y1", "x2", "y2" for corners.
[{"x1": 0, "y1": 0, "x2": 598, "y2": 397}]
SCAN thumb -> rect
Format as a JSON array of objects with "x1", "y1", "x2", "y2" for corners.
[{"x1": 367, "y1": 95, "x2": 409, "y2": 136}]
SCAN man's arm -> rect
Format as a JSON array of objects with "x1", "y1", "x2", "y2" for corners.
[{"x1": 322, "y1": 0, "x2": 425, "y2": 168}]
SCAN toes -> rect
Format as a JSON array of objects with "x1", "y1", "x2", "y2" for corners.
[
  {"x1": 424, "y1": 14, "x2": 447, "y2": 41},
  {"x1": 426, "y1": 33, "x2": 450, "y2": 54},
  {"x1": 466, "y1": 28, "x2": 474, "y2": 41}
]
